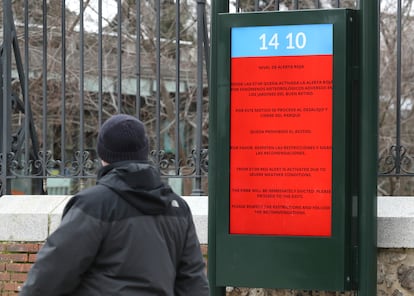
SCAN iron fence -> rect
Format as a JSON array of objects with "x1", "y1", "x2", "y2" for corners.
[
  {"x1": 1, "y1": 0, "x2": 210, "y2": 196},
  {"x1": 1, "y1": 0, "x2": 413, "y2": 196}
]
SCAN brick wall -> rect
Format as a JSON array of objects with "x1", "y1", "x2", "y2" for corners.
[
  {"x1": 0, "y1": 242, "x2": 42, "y2": 295},
  {"x1": 0, "y1": 242, "x2": 207, "y2": 295},
  {"x1": 5, "y1": 242, "x2": 414, "y2": 296},
  {"x1": 1, "y1": 195, "x2": 414, "y2": 295}
]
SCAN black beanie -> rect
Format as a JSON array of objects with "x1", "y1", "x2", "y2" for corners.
[{"x1": 97, "y1": 114, "x2": 149, "y2": 163}]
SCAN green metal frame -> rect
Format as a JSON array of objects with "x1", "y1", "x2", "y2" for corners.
[
  {"x1": 208, "y1": 0, "x2": 229, "y2": 294},
  {"x1": 208, "y1": 1, "x2": 378, "y2": 295},
  {"x1": 357, "y1": 0, "x2": 379, "y2": 295}
]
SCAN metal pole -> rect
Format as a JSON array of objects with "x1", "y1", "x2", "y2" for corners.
[
  {"x1": 395, "y1": 0, "x2": 402, "y2": 174},
  {"x1": 358, "y1": 0, "x2": 379, "y2": 295},
  {"x1": 79, "y1": 0, "x2": 85, "y2": 188},
  {"x1": 117, "y1": 0, "x2": 122, "y2": 110},
  {"x1": 208, "y1": 0, "x2": 228, "y2": 294},
  {"x1": 1, "y1": 0, "x2": 13, "y2": 196},
  {"x1": 98, "y1": 0, "x2": 103, "y2": 126},
  {"x1": 192, "y1": 0, "x2": 206, "y2": 196},
  {"x1": 156, "y1": 0, "x2": 161, "y2": 164},
  {"x1": 175, "y1": 0, "x2": 181, "y2": 176},
  {"x1": 136, "y1": 0, "x2": 142, "y2": 118},
  {"x1": 42, "y1": 0, "x2": 48, "y2": 191},
  {"x1": 61, "y1": 0, "x2": 67, "y2": 175}
]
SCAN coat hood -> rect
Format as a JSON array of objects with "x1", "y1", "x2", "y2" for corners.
[{"x1": 97, "y1": 161, "x2": 175, "y2": 215}]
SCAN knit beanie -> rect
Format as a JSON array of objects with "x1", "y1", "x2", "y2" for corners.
[{"x1": 97, "y1": 114, "x2": 149, "y2": 163}]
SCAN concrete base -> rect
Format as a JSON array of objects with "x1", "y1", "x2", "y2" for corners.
[{"x1": 0, "y1": 195, "x2": 413, "y2": 247}]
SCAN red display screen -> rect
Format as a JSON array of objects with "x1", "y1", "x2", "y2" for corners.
[{"x1": 230, "y1": 25, "x2": 333, "y2": 236}]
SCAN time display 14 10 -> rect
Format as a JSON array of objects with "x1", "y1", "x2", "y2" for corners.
[{"x1": 232, "y1": 24, "x2": 332, "y2": 57}]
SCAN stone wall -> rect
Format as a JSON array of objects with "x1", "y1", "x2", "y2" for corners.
[
  {"x1": 1, "y1": 195, "x2": 413, "y2": 295},
  {"x1": 378, "y1": 248, "x2": 414, "y2": 296},
  {"x1": 225, "y1": 249, "x2": 414, "y2": 295}
]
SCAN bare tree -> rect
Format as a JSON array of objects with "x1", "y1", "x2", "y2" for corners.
[{"x1": 5, "y1": 0, "x2": 207, "y2": 175}]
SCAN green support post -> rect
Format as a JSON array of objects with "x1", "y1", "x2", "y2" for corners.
[
  {"x1": 357, "y1": 0, "x2": 379, "y2": 295},
  {"x1": 208, "y1": 0, "x2": 228, "y2": 295}
]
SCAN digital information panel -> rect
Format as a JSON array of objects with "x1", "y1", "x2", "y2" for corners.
[{"x1": 230, "y1": 24, "x2": 333, "y2": 236}]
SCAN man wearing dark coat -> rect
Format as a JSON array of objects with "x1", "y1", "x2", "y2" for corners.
[{"x1": 20, "y1": 114, "x2": 210, "y2": 296}]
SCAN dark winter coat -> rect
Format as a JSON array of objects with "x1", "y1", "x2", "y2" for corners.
[{"x1": 19, "y1": 161, "x2": 209, "y2": 296}]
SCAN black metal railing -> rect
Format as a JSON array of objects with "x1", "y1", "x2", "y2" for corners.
[
  {"x1": 1, "y1": 0, "x2": 209, "y2": 196},
  {"x1": 1, "y1": 0, "x2": 413, "y2": 196}
]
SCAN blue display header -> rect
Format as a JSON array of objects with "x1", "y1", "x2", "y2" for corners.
[{"x1": 231, "y1": 24, "x2": 333, "y2": 58}]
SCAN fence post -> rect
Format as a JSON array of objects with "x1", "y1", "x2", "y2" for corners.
[
  {"x1": 0, "y1": 0, "x2": 13, "y2": 196},
  {"x1": 358, "y1": 0, "x2": 379, "y2": 295},
  {"x1": 208, "y1": 0, "x2": 229, "y2": 294}
]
